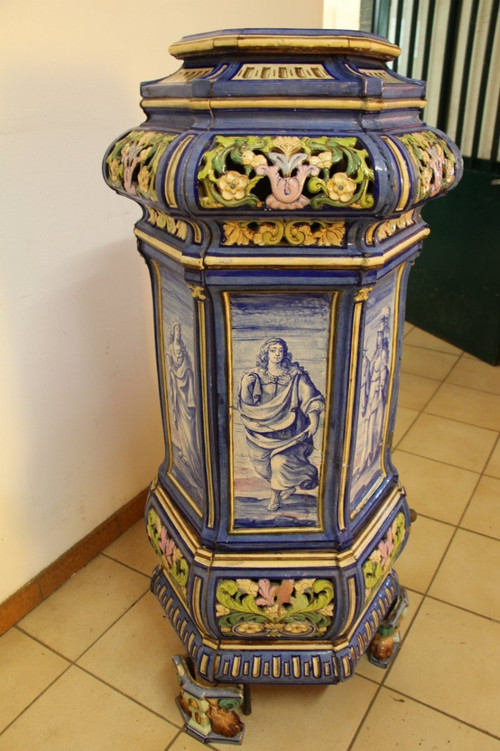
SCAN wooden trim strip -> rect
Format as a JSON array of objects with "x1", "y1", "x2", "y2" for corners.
[{"x1": 0, "y1": 488, "x2": 148, "y2": 636}]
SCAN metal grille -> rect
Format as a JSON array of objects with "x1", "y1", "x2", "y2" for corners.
[{"x1": 371, "y1": 0, "x2": 500, "y2": 173}]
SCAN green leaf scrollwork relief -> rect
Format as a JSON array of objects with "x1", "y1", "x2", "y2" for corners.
[
  {"x1": 198, "y1": 135, "x2": 375, "y2": 211},
  {"x1": 106, "y1": 130, "x2": 177, "y2": 202},
  {"x1": 215, "y1": 577, "x2": 334, "y2": 638},
  {"x1": 147, "y1": 508, "x2": 189, "y2": 600},
  {"x1": 397, "y1": 131, "x2": 457, "y2": 202},
  {"x1": 362, "y1": 512, "x2": 406, "y2": 596}
]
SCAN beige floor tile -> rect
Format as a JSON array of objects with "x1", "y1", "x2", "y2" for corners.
[
  {"x1": 401, "y1": 345, "x2": 459, "y2": 381},
  {"x1": 393, "y1": 407, "x2": 420, "y2": 446},
  {"x1": 403, "y1": 321, "x2": 415, "y2": 337},
  {"x1": 404, "y1": 327, "x2": 463, "y2": 355},
  {"x1": 103, "y1": 520, "x2": 158, "y2": 576},
  {"x1": 394, "y1": 516, "x2": 454, "y2": 594},
  {"x1": 461, "y1": 475, "x2": 500, "y2": 539},
  {"x1": 429, "y1": 530, "x2": 500, "y2": 620},
  {"x1": 398, "y1": 413, "x2": 498, "y2": 472},
  {"x1": 0, "y1": 629, "x2": 69, "y2": 732},
  {"x1": 18, "y1": 555, "x2": 149, "y2": 660},
  {"x1": 213, "y1": 677, "x2": 378, "y2": 751},
  {"x1": 447, "y1": 355, "x2": 500, "y2": 395},
  {"x1": 0, "y1": 666, "x2": 177, "y2": 751},
  {"x1": 168, "y1": 734, "x2": 211, "y2": 751},
  {"x1": 397, "y1": 373, "x2": 441, "y2": 411},
  {"x1": 485, "y1": 437, "x2": 500, "y2": 479},
  {"x1": 351, "y1": 686, "x2": 500, "y2": 751},
  {"x1": 386, "y1": 598, "x2": 500, "y2": 736},
  {"x1": 426, "y1": 382, "x2": 500, "y2": 431},
  {"x1": 78, "y1": 593, "x2": 182, "y2": 725},
  {"x1": 393, "y1": 450, "x2": 479, "y2": 524},
  {"x1": 356, "y1": 589, "x2": 423, "y2": 684}
]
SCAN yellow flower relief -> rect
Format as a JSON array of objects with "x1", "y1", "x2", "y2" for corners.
[
  {"x1": 138, "y1": 166, "x2": 151, "y2": 193},
  {"x1": 242, "y1": 150, "x2": 267, "y2": 169},
  {"x1": 309, "y1": 151, "x2": 333, "y2": 170},
  {"x1": 217, "y1": 171, "x2": 249, "y2": 201},
  {"x1": 326, "y1": 172, "x2": 357, "y2": 203}
]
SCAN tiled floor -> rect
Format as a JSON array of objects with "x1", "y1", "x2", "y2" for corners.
[{"x1": 1, "y1": 325, "x2": 500, "y2": 750}]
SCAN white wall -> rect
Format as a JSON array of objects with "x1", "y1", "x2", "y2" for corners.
[
  {"x1": 323, "y1": 0, "x2": 361, "y2": 29},
  {"x1": 0, "y1": 1, "x2": 325, "y2": 602}
]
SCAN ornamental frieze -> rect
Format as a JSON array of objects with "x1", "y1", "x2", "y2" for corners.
[
  {"x1": 222, "y1": 219, "x2": 346, "y2": 247},
  {"x1": 105, "y1": 130, "x2": 177, "y2": 202},
  {"x1": 216, "y1": 577, "x2": 334, "y2": 638},
  {"x1": 146, "y1": 507, "x2": 189, "y2": 602},
  {"x1": 197, "y1": 135, "x2": 375, "y2": 211},
  {"x1": 362, "y1": 512, "x2": 406, "y2": 598},
  {"x1": 397, "y1": 130, "x2": 457, "y2": 202}
]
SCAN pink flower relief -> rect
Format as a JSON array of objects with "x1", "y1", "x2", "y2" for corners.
[
  {"x1": 159, "y1": 528, "x2": 176, "y2": 568},
  {"x1": 378, "y1": 527, "x2": 394, "y2": 568}
]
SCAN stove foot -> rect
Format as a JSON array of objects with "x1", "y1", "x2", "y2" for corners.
[
  {"x1": 174, "y1": 654, "x2": 245, "y2": 744},
  {"x1": 368, "y1": 587, "x2": 409, "y2": 669}
]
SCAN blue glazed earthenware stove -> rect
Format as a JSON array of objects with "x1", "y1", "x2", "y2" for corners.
[{"x1": 103, "y1": 28, "x2": 462, "y2": 744}]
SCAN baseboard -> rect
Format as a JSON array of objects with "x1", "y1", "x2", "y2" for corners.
[{"x1": 0, "y1": 488, "x2": 148, "y2": 637}]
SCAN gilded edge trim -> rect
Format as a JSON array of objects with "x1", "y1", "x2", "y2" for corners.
[
  {"x1": 203, "y1": 229, "x2": 430, "y2": 269},
  {"x1": 350, "y1": 262, "x2": 407, "y2": 520},
  {"x1": 164, "y1": 134, "x2": 194, "y2": 208},
  {"x1": 168, "y1": 33, "x2": 400, "y2": 60},
  {"x1": 150, "y1": 260, "x2": 203, "y2": 519},
  {"x1": 152, "y1": 479, "x2": 402, "y2": 569},
  {"x1": 192, "y1": 575, "x2": 210, "y2": 638},
  {"x1": 382, "y1": 136, "x2": 412, "y2": 211},
  {"x1": 197, "y1": 299, "x2": 216, "y2": 528},
  {"x1": 134, "y1": 229, "x2": 203, "y2": 268},
  {"x1": 142, "y1": 96, "x2": 426, "y2": 111},
  {"x1": 134, "y1": 226, "x2": 430, "y2": 271},
  {"x1": 223, "y1": 290, "x2": 339, "y2": 535},
  {"x1": 337, "y1": 288, "x2": 370, "y2": 531}
]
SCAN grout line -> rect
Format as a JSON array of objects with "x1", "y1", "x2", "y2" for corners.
[
  {"x1": 15, "y1": 588, "x2": 151, "y2": 666},
  {"x1": 100, "y1": 550, "x2": 154, "y2": 580},
  {"x1": 74, "y1": 662, "x2": 182, "y2": 731},
  {"x1": 74, "y1": 589, "x2": 152, "y2": 662},
  {"x1": 164, "y1": 729, "x2": 184, "y2": 750},
  {"x1": 371, "y1": 685, "x2": 500, "y2": 742},
  {"x1": 0, "y1": 662, "x2": 73, "y2": 738},
  {"x1": 424, "y1": 593, "x2": 500, "y2": 625},
  {"x1": 393, "y1": 446, "x2": 482, "y2": 475}
]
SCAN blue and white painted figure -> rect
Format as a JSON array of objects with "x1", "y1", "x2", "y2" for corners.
[
  {"x1": 358, "y1": 307, "x2": 391, "y2": 472},
  {"x1": 166, "y1": 321, "x2": 201, "y2": 482},
  {"x1": 238, "y1": 338, "x2": 325, "y2": 512},
  {"x1": 350, "y1": 273, "x2": 397, "y2": 511}
]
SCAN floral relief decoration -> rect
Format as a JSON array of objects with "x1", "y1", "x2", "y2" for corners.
[
  {"x1": 198, "y1": 135, "x2": 374, "y2": 211},
  {"x1": 397, "y1": 131, "x2": 457, "y2": 202},
  {"x1": 106, "y1": 130, "x2": 177, "y2": 202},
  {"x1": 147, "y1": 507, "x2": 189, "y2": 600},
  {"x1": 222, "y1": 219, "x2": 346, "y2": 247},
  {"x1": 215, "y1": 577, "x2": 334, "y2": 638},
  {"x1": 362, "y1": 512, "x2": 406, "y2": 596},
  {"x1": 147, "y1": 207, "x2": 189, "y2": 240},
  {"x1": 374, "y1": 210, "x2": 414, "y2": 242}
]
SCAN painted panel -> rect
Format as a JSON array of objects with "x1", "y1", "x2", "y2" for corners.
[
  {"x1": 159, "y1": 269, "x2": 205, "y2": 513},
  {"x1": 349, "y1": 271, "x2": 398, "y2": 514},
  {"x1": 227, "y1": 292, "x2": 335, "y2": 532}
]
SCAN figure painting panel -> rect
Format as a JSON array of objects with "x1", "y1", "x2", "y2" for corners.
[
  {"x1": 350, "y1": 272, "x2": 397, "y2": 513},
  {"x1": 161, "y1": 272, "x2": 204, "y2": 511},
  {"x1": 231, "y1": 293, "x2": 332, "y2": 530}
]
